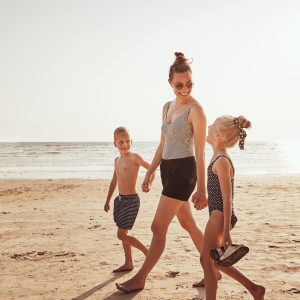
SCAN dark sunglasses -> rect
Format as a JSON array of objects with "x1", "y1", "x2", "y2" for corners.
[{"x1": 173, "y1": 81, "x2": 194, "y2": 91}]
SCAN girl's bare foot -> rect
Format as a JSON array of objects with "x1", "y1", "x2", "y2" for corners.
[
  {"x1": 113, "y1": 263, "x2": 133, "y2": 273},
  {"x1": 116, "y1": 277, "x2": 145, "y2": 293},
  {"x1": 250, "y1": 284, "x2": 265, "y2": 300}
]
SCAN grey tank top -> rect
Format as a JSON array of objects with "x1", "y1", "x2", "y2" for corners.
[{"x1": 161, "y1": 101, "x2": 194, "y2": 160}]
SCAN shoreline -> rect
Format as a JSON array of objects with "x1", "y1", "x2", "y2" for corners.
[{"x1": 1, "y1": 175, "x2": 300, "y2": 299}]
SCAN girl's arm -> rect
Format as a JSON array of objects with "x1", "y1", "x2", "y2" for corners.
[
  {"x1": 214, "y1": 157, "x2": 234, "y2": 248},
  {"x1": 104, "y1": 160, "x2": 118, "y2": 212},
  {"x1": 190, "y1": 104, "x2": 207, "y2": 210}
]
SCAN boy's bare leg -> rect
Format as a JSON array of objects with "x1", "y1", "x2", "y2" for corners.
[
  {"x1": 113, "y1": 229, "x2": 133, "y2": 272},
  {"x1": 116, "y1": 196, "x2": 183, "y2": 293},
  {"x1": 123, "y1": 233, "x2": 148, "y2": 256},
  {"x1": 176, "y1": 202, "x2": 222, "y2": 287}
]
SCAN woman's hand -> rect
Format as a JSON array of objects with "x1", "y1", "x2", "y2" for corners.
[{"x1": 192, "y1": 191, "x2": 208, "y2": 210}]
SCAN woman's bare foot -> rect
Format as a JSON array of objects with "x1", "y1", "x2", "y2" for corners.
[
  {"x1": 250, "y1": 284, "x2": 265, "y2": 300},
  {"x1": 192, "y1": 271, "x2": 222, "y2": 287},
  {"x1": 113, "y1": 263, "x2": 134, "y2": 273},
  {"x1": 116, "y1": 277, "x2": 145, "y2": 293}
]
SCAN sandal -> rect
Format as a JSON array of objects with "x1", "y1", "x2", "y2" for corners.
[{"x1": 210, "y1": 244, "x2": 249, "y2": 267}]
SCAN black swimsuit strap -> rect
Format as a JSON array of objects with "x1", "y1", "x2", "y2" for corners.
[{"x1": 211, "y1": 155, "x2": 235, "y2": 175}]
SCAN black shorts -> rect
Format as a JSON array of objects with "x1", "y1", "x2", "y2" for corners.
[{"x1": 160, "y1": 156, "x2": 197, "y2": 201}]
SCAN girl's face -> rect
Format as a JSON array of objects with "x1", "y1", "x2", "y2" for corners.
[
  {"x1": 114, "y1": 132, "x2": 132, "y2": 154},
  {"x1": 169, "y1": 71, "x2": 193, "y2": 100},
  {"x1": 207, "y1": 119, "x2": 221, "y2": 145}
]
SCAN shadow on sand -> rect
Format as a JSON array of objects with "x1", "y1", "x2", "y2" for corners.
[{"x1": 71, "y1": 272, "x2": 129, "y2": 300}]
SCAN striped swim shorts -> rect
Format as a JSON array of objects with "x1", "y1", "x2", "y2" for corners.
[{"x1": 113, "y1": 194, "x2": 140, "y2": 230}]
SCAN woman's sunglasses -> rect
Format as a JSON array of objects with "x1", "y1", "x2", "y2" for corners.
[{"x1": 173, "y1": 81, "x2": 194, "y2": 91}]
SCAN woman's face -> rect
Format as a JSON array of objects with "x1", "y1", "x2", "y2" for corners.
[{"x1": 169, "y1": 71, "x2": 193, "y2": 100}]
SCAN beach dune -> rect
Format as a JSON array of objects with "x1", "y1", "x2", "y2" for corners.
[{"x1": 1, "y1": 176, "x2": 300, "y2": 299}]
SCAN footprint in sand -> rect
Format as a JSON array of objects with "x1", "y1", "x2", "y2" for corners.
[{"x1": 166, "y1": 271, "x2": 180, "y2": 278}]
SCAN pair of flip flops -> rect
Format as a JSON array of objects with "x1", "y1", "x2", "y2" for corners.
[{"x1": 210, "y1": 244, "x2": 249, "y2": 267}]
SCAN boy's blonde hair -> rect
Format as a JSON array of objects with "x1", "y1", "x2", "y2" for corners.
[
  {"x1": 113, "y1": 127, "x2": 129, "y2": 139},
  {"x1": 217, "y1": 115, "x2": 251, "y2": 150}
]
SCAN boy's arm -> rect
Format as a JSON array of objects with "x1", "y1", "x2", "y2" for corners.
[
  {"x1": 134, "y1": 154, "x2": 156, "y2": 185},
  {"x1": 214, "y1": 158, "x2": 233, "y2": 248},
  {"x1": 104, "y1": 161, "x2": 118, "y2": 212}
]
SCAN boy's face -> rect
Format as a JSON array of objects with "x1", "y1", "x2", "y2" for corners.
[{"x1": 114, "y1": 132, "x2": 132, "y2": 154}]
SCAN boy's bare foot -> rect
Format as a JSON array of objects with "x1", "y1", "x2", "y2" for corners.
[
  {"x1": 113, "y1": 264, "x2": 134, "y2": 273},
  {"x1": 250, "y1": 285, "x2": 265, "y2": 300},
  {"x1": 192, "y1": 271, "x2": 222, "y2": 287},
  {"x1": 116, "y1": 277, "x2": 145, "y2": 293}
]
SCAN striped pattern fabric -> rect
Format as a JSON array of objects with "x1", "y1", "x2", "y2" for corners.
[
  {"x1": 113, "y1": 194, "x2": 140, "y2": 230},
  {"x1": 161, "y1": 102, "x2": 194, "y2": 160}
]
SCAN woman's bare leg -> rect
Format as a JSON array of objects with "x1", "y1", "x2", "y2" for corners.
[{"x1": 116, "y1": 195, "x2": 184, "y2": 293}]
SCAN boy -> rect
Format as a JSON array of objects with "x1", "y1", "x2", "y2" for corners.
[{"x1": 104, "y1": 127, "x2": 154, "y2": 272}]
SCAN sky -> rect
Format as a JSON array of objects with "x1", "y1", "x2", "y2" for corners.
[{"x1": 0, "y1": 0, "x2": 299, "y2": 142}]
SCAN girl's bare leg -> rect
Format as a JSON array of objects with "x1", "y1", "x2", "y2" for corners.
[
  {"x1": 176, "y1": 202, "x2": 222, "y2": 287},
  {"x1": 116, "y1": 195, "x2": 184, "y2": 292},
  {"x1": 215, "y1": 265, "x2": 265, "y2": 300},
  {"x1": 202, "y1": 211, "x2": 265, "y2": 300}
]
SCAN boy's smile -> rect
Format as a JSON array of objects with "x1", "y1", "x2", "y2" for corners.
[{"x1": 114, "y1": 132, "x2": 132, "y2": 155}]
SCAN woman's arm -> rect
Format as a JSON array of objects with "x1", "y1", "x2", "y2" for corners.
[
  {"x1": 190, "y1": 104, "x2": 207, "y2": 210},
  {"x1": 142, "y1": 102, "x2": 168, "y2": 192}
]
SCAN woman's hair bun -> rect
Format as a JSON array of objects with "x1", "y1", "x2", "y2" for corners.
[{"x1": 174, "y1": 52, "x2": 187, "y2": 64}]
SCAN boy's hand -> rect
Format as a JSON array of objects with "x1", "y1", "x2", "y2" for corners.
[
  {"x1": 142, "y1": 175, "x2": 151, "y2": 192},
  {"x1": 104, "y1": 201, "x2": 110, "y2": 212}
]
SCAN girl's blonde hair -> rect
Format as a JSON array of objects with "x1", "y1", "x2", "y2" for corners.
[{"x1": 217, "y1": 115, "x2": 251, "y2": 150}]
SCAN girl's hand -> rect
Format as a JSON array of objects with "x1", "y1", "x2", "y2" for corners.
[
  {"x1": 104, "y1": 201, "x2": 110, "y2": 212},
  {"x1": 223, "y1": 231, "x2": 232, "y2": 250},
  {"x1": 142, "y1": 175, "x2": 151, "y2": 192}
]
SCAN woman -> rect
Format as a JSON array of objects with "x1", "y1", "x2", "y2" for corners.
[{"x1": 116, "y1": 52, "x2": 216, "y2": 293}]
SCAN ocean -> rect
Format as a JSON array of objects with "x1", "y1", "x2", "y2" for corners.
[{"x1": 0, "y1": 141, "x2": 300, "y2": 179}]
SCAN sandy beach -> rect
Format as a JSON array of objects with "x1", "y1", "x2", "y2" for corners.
[{"x1": 1, "y1": 175, "x2": 300, "y2": 300}]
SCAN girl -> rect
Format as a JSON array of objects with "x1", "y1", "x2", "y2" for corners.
[{"x1": 201, "y1": 115, "x2": 265, "y2": 300}]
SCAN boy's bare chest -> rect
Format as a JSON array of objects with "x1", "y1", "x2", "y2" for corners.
[{"x1": 116, "y1": 158, "x2": 136, "y2": 173}]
